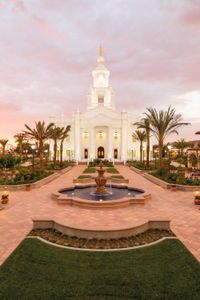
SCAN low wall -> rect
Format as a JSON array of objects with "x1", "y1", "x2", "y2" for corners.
[
  {"x1": 0, "y1": 166, "x2": 72, "y2": 191},
  {"x1": 32, "y1": 219, "x2": 170, "y2": 239},
  {"x1": 143, "y1": 172, "x2": 200, "y2": 191},
  {"x1": 129, "y1": 166, "x2": 145, "y2": 175}
]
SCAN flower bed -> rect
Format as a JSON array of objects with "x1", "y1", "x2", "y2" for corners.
[{"x1": 29, "y1": 228, "x2": 175, "y2": 249}]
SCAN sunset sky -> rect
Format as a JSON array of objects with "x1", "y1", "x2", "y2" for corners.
[{"x1": 0, "y1": 0, "x2": 200, "y2": 143}]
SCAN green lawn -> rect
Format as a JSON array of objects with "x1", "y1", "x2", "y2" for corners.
[
  {"x1": 0, "y1": 239, "x2": 200, "y2": 300},
  {"x1": 83, "y1": 167, "x2": 96, "y2": 173},
  {"x1": 106, "y1": 167, "x2": 119, "y2": 174}
]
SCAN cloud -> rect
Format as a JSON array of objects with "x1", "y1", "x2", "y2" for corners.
[{"x1": 0, "y1": 0, "x2": 199, "y2": 142}]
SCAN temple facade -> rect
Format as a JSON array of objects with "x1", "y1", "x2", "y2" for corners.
[{"x1": 49, "y1": 48, "x2": 145, "y2": 162}]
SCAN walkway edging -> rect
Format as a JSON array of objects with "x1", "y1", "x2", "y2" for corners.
[{"x1": 26, "y1": 235, "x2": 178, "y2": 252}]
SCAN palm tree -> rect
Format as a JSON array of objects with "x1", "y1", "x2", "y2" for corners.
[
  {"x1": 134, "y1": 118, "x2": 151, "y2": 168},
  {"x1": 173, "y1": 139, "x2": 191, "y2": 157},
  {"x1": 14, "y1": 133, "x2": 26, "y2": 158},
  {"x1": 132, "y1": 130, "x2": 147, "y2": 163},
  {"x1": 145, "y1": 106, "x2": 190, "y2": 167},
  {"x1": 24, "y1": 121, "x2": 54, "y2": 170},
  {"x1": 49, "y1": 126, "x2": 64, "y2": 166},
  {"x1": 0, "y1": 139, "x2": 9, "y2": 156},
  {"x1": 60, "y1": 125, "x2": 71, "y2": 164}
]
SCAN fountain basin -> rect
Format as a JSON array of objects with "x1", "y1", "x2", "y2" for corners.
[{"x1": 52, "y1": 184, "x2": 151, "y2": 208}]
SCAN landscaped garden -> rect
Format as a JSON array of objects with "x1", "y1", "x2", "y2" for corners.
[
  {"x1": 0, "y1": 238, "x2": 200, "y2": 299},
  {"x1": 0, "y1": 122, "x2": 74, "y2": 189},
  {"x1": 130, "y1": 107, "x2": 200, "y2": 189}
]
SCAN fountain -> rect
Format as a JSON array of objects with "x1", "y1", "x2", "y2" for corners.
[
  {"x1": 91, "y1": 162, "x2": 111, "y2": 197},
  {"x1": 53, "y1": 162, "x2": 151, "y2": 207}
]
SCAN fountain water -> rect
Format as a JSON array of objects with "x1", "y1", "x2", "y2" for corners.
[{"x1": 57, "y1": 162, "x2": 147, "y2": 202}]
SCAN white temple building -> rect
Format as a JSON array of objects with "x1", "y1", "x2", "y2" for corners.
[{"x1": 50, "y1": 48, "x2": 147, "y2": 162}]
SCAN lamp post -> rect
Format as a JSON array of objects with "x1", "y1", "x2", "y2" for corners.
[
  {"x1": 31, "y1": 144, "x2": 36, "y2": 170},
  {"x1": 167, "y1": 144, "x2": 172, "y2": 171},
  {"x1": 154, "y1": 149, "x2": 158, "y2": 169},
  {"x1": 44, "y1": 149, "x2": 48, "y2": 166},
  {"x1": 68, "y1": 148, "x2": 71, "y2": 161}
]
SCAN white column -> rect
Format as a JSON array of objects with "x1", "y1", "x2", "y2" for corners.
[
  {"x1": 121, "y1": 112, "x2": 128, "y2": 162},
  {"x1": 74, "y1": 113, "x2": 81, "y2": 162},
  {"x1": 108, "y1": 127, "x2": 113, "y2": 159},
  {"x1": 90, "y1": 128, "x2": 95, "y2": 159}
]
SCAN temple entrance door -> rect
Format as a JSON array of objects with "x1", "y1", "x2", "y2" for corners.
[{"x1": 97, "y1": 146, "x2": 104, "y2": 159}]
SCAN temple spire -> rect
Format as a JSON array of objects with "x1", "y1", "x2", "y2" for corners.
[{"x1": 99, "y1": 45, "x2": 103, "y2": 57}]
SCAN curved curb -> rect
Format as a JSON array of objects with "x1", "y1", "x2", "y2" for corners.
[
  {"x1": 52, "y1": 184, "x2": 151, "y2": 208},
  {"x1": 26, "y1": 236, "x2": 177, "y2": 252},
  {"x1": 32, "y1": 219, "x2": 170, "y2": 239}
]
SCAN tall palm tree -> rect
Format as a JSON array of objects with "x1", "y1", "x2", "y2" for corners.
[
  {"x1": 145, "y1": 106, "x2": 190, "y2": 167},
  {"x1": 132, "y1": 130, "x2": 147, "y2": 163},
  {"x1": 134, "y1": 118, "x2": 151, "y2": 168},
  {"x1": 173, "y1": 139, "x2": 191, "y2": 157},
  {"x1": 49, "y1": 126, "x2": 64, "y2": 166},
  {"x1": 14, "y1": 133, "x2": 26, "y2": 158},
  {"x1": 60, "y1": 125, "x2": 71, "y2": 164},
  {"x1": 0, "y1": 139, "x2": 9, "y2": 156},
  {"x1": 24, "y1": 121, "x2": 54, "y2": 170}
]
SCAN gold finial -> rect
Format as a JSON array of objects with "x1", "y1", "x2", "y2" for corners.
[{"x1": 99, "y1": 45, "x2": 103, "y2": 56}]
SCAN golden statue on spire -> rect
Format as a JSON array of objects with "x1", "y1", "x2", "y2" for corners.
[{"x1": 100, "y1": 45, "x2": 103, "y2": 56}]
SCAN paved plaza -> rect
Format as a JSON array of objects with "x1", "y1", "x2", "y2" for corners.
[{"x1": 0, "y1": 165, "x2": 200, "y2": 265}]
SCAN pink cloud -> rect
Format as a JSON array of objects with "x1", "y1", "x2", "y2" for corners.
[{"x1": 0, "y1": 0, "x2": 199, "y2": 142}]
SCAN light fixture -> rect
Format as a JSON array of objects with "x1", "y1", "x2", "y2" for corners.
[
  {"x1": 99, "y1": 131, "x2": 103, "y2": 138},
  {"x1": 114, "y1": 131, "x2": 118, "y2": 139},
  {"x1": 31, "y1": 144, "x2": 36, "y2": 150},
  {"x1": 83, "y1": 131, "x2": 88, "y2": 138},
  {"x1": 167, "y1": 144, "x2": 172, "y2": 151}
]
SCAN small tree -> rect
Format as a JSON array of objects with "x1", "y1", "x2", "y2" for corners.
[
  {"x1": 24, "y1": 121, "x2": 54, "y2": 170},
  {"x1": 189, "y1": 153, "x2": 198, "y2": 168},
  {"x1": 48, "y1": 126, "x2": 64, "y2": 166},
  {"x1": 173, "y1": 139, "x2": 191, "y2": 157},
  {"x1": 134, "y1": 118, "x2": 151, "y2": 168},
  {"x1": 0, "y1": 139, "x2": 9, "y2": 156},
  {"x1": 132, "y1": 130, "x2": 147, "y2": 163},
  {"x1": 60, "y1": 125, "x2": 71, "y2": 164},
  {"x1": 145, "y1": 106, "x2": 190, "y2": 168},
  {"x1": 14, "y1": 133, "x2": 27, "y2": 158}
]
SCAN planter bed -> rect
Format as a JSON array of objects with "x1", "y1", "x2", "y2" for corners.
[
  {"x1": 0, "y1": 166, "x2": 72, "y2": 191},
  {"x1": 144, "y1": 172, "x2": 200, "y2": 191},
  {"x1": 29, "y1": 228, "x2": 175, "y2": 249}
]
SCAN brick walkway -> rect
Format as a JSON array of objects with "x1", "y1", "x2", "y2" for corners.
[{"x1": 0, "y1": 164, "x2": 199, "y2": 265}]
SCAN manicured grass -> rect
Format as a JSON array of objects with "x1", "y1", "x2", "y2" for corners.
[
  {"x1": 78, "y1": 175, "x2": 92, "y2": 179},
  {"x1": 106, "y1": 167, "x2": 119, "y2": 174},
  {"x1": 111, "y1": 175, "x2": 124, "y2": 179},
  {"x1": 83, "y1": 167, "x2": 96, "y2": 173},
  {"x1": 0, "y1": 239, "x2": 200, "y2": 299}
]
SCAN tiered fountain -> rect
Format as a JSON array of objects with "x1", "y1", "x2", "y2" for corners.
[{"x1": 53, "y1": 162, "x2": 150, "y2": 207}]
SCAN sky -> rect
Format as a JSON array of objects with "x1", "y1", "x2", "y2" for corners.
[{"x1": 0, "y1": 0, "x2": 200, "y2": 144}]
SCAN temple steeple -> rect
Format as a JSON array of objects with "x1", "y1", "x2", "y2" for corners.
[
  {"x1": 87, "y1": 48, "x2": 115, "y2": 110},
  {"x1": 99, "y1": 46, "x2": 103, "y2": 56}
]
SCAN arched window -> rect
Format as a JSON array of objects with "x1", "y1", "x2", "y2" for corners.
[
  {"x1": 114, "y1": 149, "x2": 118, "y2": 159},
  {"x1": 98, "y1": 95, "x2": 104, "y2": 104},
  {"x1": 84, "y1": 149, "x2": 88, "y2": 159},
  {"x1": 97, "y1": 146, "x2": 104, "y2": 159}
]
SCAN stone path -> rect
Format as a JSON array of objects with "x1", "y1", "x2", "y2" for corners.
[{"x1": 0, "y1": 164, "x2": 200, "y2": 265}]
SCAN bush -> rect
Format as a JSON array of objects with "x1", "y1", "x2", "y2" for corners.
[
  {"x1": 88, "y1": 159, "x2": 113, "y2": 167},
  {"x1": 127, "y1": 160, "x2": 154, "y2": 170},
  {"x1": 0, "y1": 168, "x2": 53, "y2": 185},
  {"x1": 111, "y1": 175, "x2": 124, "y2": 179},
  {"x1": 0, "y1": 155, "x2": 21, "y2": 169},
  {"x1": 78, "y1": 175, "x2": 92, "y2": 179}
]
